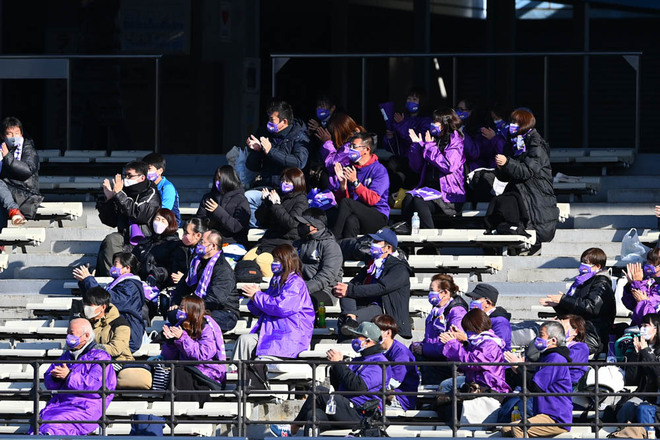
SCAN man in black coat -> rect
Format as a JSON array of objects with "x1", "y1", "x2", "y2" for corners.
[
  {"x1": 170, "y1": 229, "x2": 240, "y2": 333},
  {"x1": 244, "y1": 100, "x2": 309, "y2": 227},
  {"x1": 293, "y1": 208, "x2": 343, "y2": 309},
  {"x1": 0, "y1": 116, "x2": 41, "y2": 230},
  {"x1": 334, "y1": 228, "x2": 413, "y2": 339},
  {"x1": 96, "y1": 161, "x2": 161, "y2": 276}
]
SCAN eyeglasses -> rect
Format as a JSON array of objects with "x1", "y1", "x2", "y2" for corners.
[
  {"x1": 124, "y1": 174, "x2": 142, "y2": 179},
  {"x1": 353, "y1": 144, "x2": 367, "y2": 150}
]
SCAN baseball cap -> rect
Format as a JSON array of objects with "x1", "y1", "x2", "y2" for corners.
[
  {"x1": 368, "y1": 228, "x2": 398, "y2": 248},
  {"x1": 466, "y1": 283, "x2": 499, "y2": 304},
  {"x1": 345, "y1": 322, "x2": 382, "y2": 342}
]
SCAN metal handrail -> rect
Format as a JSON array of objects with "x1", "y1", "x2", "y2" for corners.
[
  {"x1": 270, "y1": 51, "x2": 642, "y2": 153},
  {"x1": 7, "y1": 357, "x2": 657, "y2": 437}
]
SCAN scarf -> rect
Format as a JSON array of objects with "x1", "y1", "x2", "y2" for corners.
[
  {"x1": 107, "y1": 273, "x2": 142, "y2": 290},
  {"x1": 13, "y1": 143, "x2": 22, "y2": 161},
  {"x1": 186, "y1": 250, "x2": 222, "y2": 298},
  {"x1": 467, "y1": 329, "x2": 505, "y2": 350},
  {"x1": 367, "y1": 256, "x2": 386, "y2": 279},
  {"x1": 123, "y1": 179, "x2": 150, "y2": 197},
  {"x1": 565, "y1": 271, "x2": 598, "y2": 297},
  {"x1": 512, "y1": 134, "x2": 526, "y2": 157}
]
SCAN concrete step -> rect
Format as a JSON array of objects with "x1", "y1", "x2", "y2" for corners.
[
  {"x1": 541, "y1": 241, "x2": 621, "y2": 258},
  {"x1": 552, "y1": 228, "x2": 650, "y2": 243},
  {"x1": 608, "y1": 189, "x2": 660, "y2": 203},
  {"x1": 0, "y1": 280, "x2": 71, "y2": 295},
  {"x1": 503, "y1": 268, "x2": 578, "y2": 283},
  {"x1": 1, "y1": 254, "x2": 94, "y2": 279},
  {"x1": 49, "y1": 240, "x2": 100, "y2": 255}
]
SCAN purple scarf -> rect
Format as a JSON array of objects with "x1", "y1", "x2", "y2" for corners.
[
  {"x1": 107, "y1": 273, "x2": 141, "y2": 290},
  {"x1": 467, "y1": 329, "x2": 505, "y2": 349},
  {"x1": 186, "y1": 251, "x2": 223, "y2": 299},
  {"x1": 430, "y1": 302, "x2": 450, "y2": 332},
  {"x1": 565, "y1": 271, "x2": 598, "y2": 297}
]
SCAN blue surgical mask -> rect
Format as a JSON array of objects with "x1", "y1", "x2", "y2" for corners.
[
  {"x1": 280, "y1": 182, "x2": 294, "y2": 193},
  {"x1": 578, "y1": 263, "x2": 593, "y2": 275},
  {"x1": 316, "y1": 108, "x2": 331, "y2": 121},
  {"x1": 509, "y1": 123, "x2": 520, "y2": 136},
  {"x1": 494, "y1": 119, "x2": 504, "y2": 128},
  {"x1": 405, "y1": 101, "x2": 419, "y2": 114},
  {"x1": 66, "y1": 334, "x2": 81, "y2": 350},
  {"x1": 267, "y1": 121, "x2": 279, "y2": 133},
  {"x1": 351, "y1": 338, "x2": 366, "y2": 353},
  {"x1": 428, "y1": 292, "x2": 441, "y2": 307},
  {"x1": 370, "y1": 243, "x2": 384, "y2": 259},
  {"x1": 109, "y1": 266, "x2": 122, "y2": 279},
  {"x1": 533, "y1": 337, "x2": 548, "y2": 351},
  {"x1": 429, "y1": 124, "x2": 442, "y2": 137},
  {"x1": 456, "y1": 110, "x2": 469, "y2": 121},
  {"x1": 271, "y1": 261, "x2": 283, "y2": 275},
  {"x1": 215, "y1": 181, "x2": 221, "y2": 192},
  {"x1": 469, "y1": 300, "x2": 483, "y2": 310},
  {"x1": 644, "y1": 264, "x2": 657, "y2": 278},
  {"x1": 195, "y1": 243, "x2": 206, "y2": 257},
  {"x1": 348, "y1": 149, "x2": 361, "y2": 163}
]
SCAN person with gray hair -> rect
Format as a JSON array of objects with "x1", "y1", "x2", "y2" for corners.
[
  {"x1": 30, "y1": 318, "x2": 117, "y2": 436},
  {"x1": 502, "y1": 320, "x2": 573, "y2": 438}
]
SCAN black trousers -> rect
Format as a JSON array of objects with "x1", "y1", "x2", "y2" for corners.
[
  {"x1": 294, "y1": 392, "x2": 362, "y2": 432},
  {"x1": 332, "y1": 198, "x2": 388, "y2": 240},
  {"x1": 401, "y1": 194, "x2": 459, "y2": 229},
  {"x1": 172, "y1": 366, "x2": 213, "y2": 403}
]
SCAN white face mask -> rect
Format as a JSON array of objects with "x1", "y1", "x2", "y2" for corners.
[
  {"x1": 124, "y1": 178, "x2": 139, "y2": 187},
  {"x1": 83, "y1": 305, "x2": 102, "y2": 319},
  {"x1": 641, "y1": 326, "x2": 655, "y2": 341},
  {"x1": 153, "y1": 221, "x2": 167, "y2": 234}
]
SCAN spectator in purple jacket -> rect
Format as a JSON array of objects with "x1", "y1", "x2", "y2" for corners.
[
  {"x1": 402, "y1": 108, "x2": 466, "y2": 230},
  {"x1": 32, "y1": 318, "x2": 116, "y2": 436},
  {"x1": 233, "y1": 244, "x2": 315, "y2": 362},
  {"x1": 623, "y1": 247, "x2": 660, "y2": 326},
  {"x1": 503, "y1": 321, "x2": 572, "y2": 438},
  {"x1": 160, "y1": 295, "x2": 226, "y2": 402},
  {"x1": 330, "y1": 133, "x2": 390, "y2": 239},
  {"x1": 383, "y1": 87, "x2": 432, "y2": 159},
  {"x1": 410, "y1": 274, "x2": 468, "y2": 384},
  {"x1": 462, "y1": 103, "x2": 507, "y2": 172},
  {"x1": 466, "y1": 284, "x2": 512, "y2": 351},
  {"x1": 373, "y1": 314, "x2": 420, "y2": 411}
]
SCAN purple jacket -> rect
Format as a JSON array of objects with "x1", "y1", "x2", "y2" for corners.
[
  {"x1": 35, "y1": 344, "x2": 116, "y2": 436},
  {"x1": 442, "y1": 330, "x2": 511, "y2": 393},
  {"x1": 532, "y1": 348, "x2": 573, "y2": 430},
  {"x1": 321, "y1": 140, "x2": 352, "y2": 170},
  {"x1": 421, "y1": 298, "x2": 468, "y2": 359},
  {"x1": 567, "y1": 341, "x2": 590, "y2": 385},
  {"x1": 408, "y1": 131, "x2": 466, "y2": 204},
  {"x1": 161, "y1": 315, "x2": 227, "y2": 385},
  {"x1": 384, "y1": 114, "x2": 433, "y2": 157},
  {"x1": 463, "y1": 132, "x2": 505, "y2": 171},
  {"x1": 489, "y1": 307, "x2": 513, "y2": 352},
  {"x1": 248, "y1": 273, "x2": 315, "y2": 358},
  {"x1": 330, "y1": 155, "x2": 390, "y2": 218},
  {"x1": 341, "y1": 350, "x2": 392, "y2": 407},
  {"x1": 384, "y1": 340, "x2": 420, "y2": 410},
  {"x1": 623, "y1": 279, "x2": 660, "y2": 326}
]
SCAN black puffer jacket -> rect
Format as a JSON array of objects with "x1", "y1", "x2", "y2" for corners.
[
  {"x1": 97, "y1": 181, "x2": 162, "y2": 244},
  {"x1": 554, "y1": 273, "x2": 615, "y2": 352},
  {"x1": 495, "y1": 129, "x2": 559, "y2": 243},
  {"x1": 196, "y1": 188, "x2": 250, "y2": 246},
  {"x1": 294, "y1": 228, "x2": 343, "y2": 300},
  {"x1": 132, "y1": 233, "x2": 188, "y2": 290},
  {"x1": 246, "y1": 120, "x2": 310, "y2": 188},
  {"x1": 624, "y1": 344, "x2": 660, "y2": 401},
  {"x1": 255, "y1": 191, "x2": 308, "y2": 253},
  {"x1": 1, "y1": 138, "x2": 41, "y2": 218},
  {"x1": 347, "y1": 253, "x2": 413, "y2": 339}
]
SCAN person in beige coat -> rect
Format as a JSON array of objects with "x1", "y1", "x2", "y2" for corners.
[{"x1": 82, "y1": 287, "x2": 152, "y2": 389}]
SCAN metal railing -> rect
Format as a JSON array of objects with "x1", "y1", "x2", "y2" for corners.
[
  {"x1": 4, "y1": 357, "x2": 655, "y2": 438},
  {"x1": 270, "y1": 51, "x2": 642, "y2": 152}
]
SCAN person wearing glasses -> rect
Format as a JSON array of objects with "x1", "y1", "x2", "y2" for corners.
[
  {"x1": 330, "y1": 132, "x2": 390, "y2": 239},
  {"x1": 96, "y1": 161, "x2": 161, "y2": 276}
]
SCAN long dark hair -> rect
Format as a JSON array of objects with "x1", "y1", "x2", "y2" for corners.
[
  {"x1": 180, "y1": 295, "x2": 208, "y2": 339},
  {"x1": 214, "y1": 165, "x2": 242, "y2": 194},
  {"x1": 271, "y1": 244, "x2": 302, "y2": 285},
  {"x1": 432, "y1": 108, "x2": 462, "y2": 151},
  {"x1": 558, "y1": 314, "x2": 586, "y2": 343}
]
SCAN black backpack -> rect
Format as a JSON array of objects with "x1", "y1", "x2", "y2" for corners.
[{"x1": 234, "y1": 259, "x2": 263, "y2": 283}]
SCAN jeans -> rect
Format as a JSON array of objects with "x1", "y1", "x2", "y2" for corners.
[{"x1": 245, "y1": 188, "x2": 268, "y2": 228}]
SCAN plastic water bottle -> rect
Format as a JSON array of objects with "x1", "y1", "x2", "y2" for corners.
[
  {"x1": 317, "y1": 302, "x2": 326, "y2": 328},
  {"x1": 649, "y1": 425, "x2": 656, "y2": 439},
  {"x1": 326, "y1": 395, "x2": 337, "y2": 415},
  {"x1": 511, "y1": 406, "x2": 521, "y2": 423},
  {"x1": 607, "y1": 334, "x2": 617, "y2": 363},
  {"x1": 411, "y1": 212, "x2": 420, "y2": 236}
]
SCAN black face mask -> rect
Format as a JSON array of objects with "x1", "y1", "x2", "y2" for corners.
[{"x1": 297, "y1": 224, "x2": 311, "y2": 238}]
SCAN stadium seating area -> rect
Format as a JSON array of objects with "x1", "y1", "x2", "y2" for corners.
[{"x1": 0, "y1": 150, "x2": 655, "y2": 437}]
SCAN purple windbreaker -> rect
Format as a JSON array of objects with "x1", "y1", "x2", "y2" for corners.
[
  {"x1": 463, "y1": 132, "x2": 505, "y2": 171},
  {"x1": 321, "y1": 140, "x2": 352, "y2": 170},
  {"x1": 340, "y1": 351, "x2": 392, "y2": 407},
  {"x1": 533, "y1": 350, "x2": 573, "y2": 430},
  {"x1": 623, "y1": 279, "x2": 660, "y2": 326},
  {"x1": 567, "y1": 341, "x2": 590, "y2": 385},
  {"x1": 442, "y1": 330, "x2": 511, "y2": 393},
  {"x1": 329, "y1": 155, "x2": 390, "y2": 218},
  {"x1": 35, "y1": 345, "x2": 116, "y2": 436},
  {"x1": 384, "y1": 340, "x2": 420, "y2": 410},
  {"x1": 421, "y1": 299, "x2": 467, "y2": 359},
  {"x1": 408, "y1": 131, "x2": 466, "y2": 204},
  {"x1": 161, "y1": 315, "x2": 227, "y2": 385},
  {"x1": 248, "y1": 272, "x2": 315, "y2": 358},
  {"x1": 384, "y1": 114, "x2": 433, "y2": 157}
]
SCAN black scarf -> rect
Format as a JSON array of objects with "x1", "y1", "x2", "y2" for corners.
[{"x1": 123, "y1": 179, "x2": 150, "y2": 198}]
